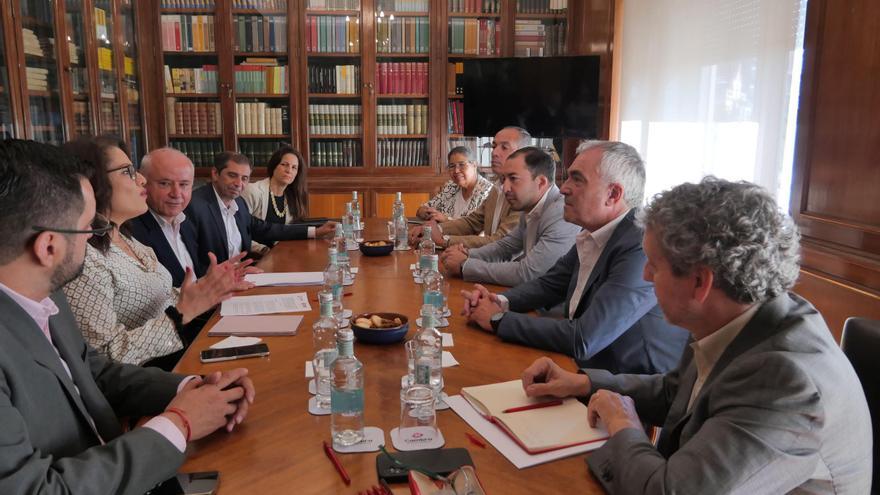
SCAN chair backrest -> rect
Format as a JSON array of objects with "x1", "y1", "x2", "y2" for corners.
[{"x1": 841, "y1": 317, "x2": 879, "y2": 493}]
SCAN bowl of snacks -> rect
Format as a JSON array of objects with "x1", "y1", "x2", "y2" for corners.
[
  {"x1": 351, "y1": 312, "x2": 409, "y2": 344},
  {"x1": 359, "y1": 240, "x2": 394, "y2": 257}
]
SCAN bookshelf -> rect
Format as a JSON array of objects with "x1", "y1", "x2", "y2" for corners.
[
  {"x1": 137, "y1": 0, "x2": 613, "y2": 217},
  {"x1": 0, "y1": 0, "x2": 147, "y2": 152}
]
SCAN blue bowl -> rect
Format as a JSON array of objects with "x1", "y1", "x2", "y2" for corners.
[
  {"x1": 359, "y1": 240, "x2": 394, "y2": 257},
  {"x1": 351, "y1": 312, "x2": 409, "y2": 344}
]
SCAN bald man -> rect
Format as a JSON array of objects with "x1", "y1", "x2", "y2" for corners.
[{"x1": 129, "y1": 148, "x2": 203, "y2": 287}]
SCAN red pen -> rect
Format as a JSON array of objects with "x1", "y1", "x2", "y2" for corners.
[
  {"x1": 465, "y1": 431, "x2": 487, "y2": 448},
  {"x1": 502, "y1": 400, "x2": 564, "y2": 414},
  {"x1": 323, "y1": 440, "x2": 351, "y2": 485}
]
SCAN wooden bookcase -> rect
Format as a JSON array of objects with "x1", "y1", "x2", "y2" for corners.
[
  {"x1": 138, "y1": 0, "x2": 615, "y2": 218},
  {"x1": 0, "y1": 0, "x2": 147, "y2": 159}
]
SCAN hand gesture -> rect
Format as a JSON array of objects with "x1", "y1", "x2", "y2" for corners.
[
  {"x1": 176, "y1": 252, "x2": 239, "y2": 324},
  {"x1": 315, "y1": 221, "x2": 337, "y2": 239},
  {"x1": 163, "y1": 369, "x2": 254, "y2": 441},
  {"x1": 521, "y1": 357, "x2": 591, "y2": 398},
  {"x1": 202, "y1": 368, "x2": 256, "y2": 432},
  {"x1": 588, "y1": 390, "x2": 642, "y2": 435}
]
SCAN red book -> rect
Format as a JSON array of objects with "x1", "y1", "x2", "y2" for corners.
[
  {"x1": 390, "y1": 62, "x2": 398, "y2": 94},
  {"x1": 479, "y1": 19, "x2": 487, "y2": 55},
  {"x1": 404, "y1": 62, "x2": 412, "y2": 94},
  {"x1": 377, "y1": 62, "x2": 385, "y2": 94},
  {"x1": 174, "y1": 18, "x2": 182, "y2": 51},
  {"x1": 309, "y1": 17, "x2": 318, "y2": 52}
]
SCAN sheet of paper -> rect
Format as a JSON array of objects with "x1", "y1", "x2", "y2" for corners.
[
  {"x1": 245, "y1": 272, "x2": 324, "y2": 287},
  {"x1": 446, "y1": 395, "x2": 606, "y2": 469},
  {"x1": 442, "y1": 351, "x2": 459, "y2": 367},
  {"x1": 442, "y1": 333, "x2": 454, "y2": 347},
  {"x1": 220, "y1": 293, "x2": 311, "y2": 316},
  {"x1": 208, "y1": 315, "x2": 302, "y2": 336},
  {"x1": 209, "y1": 336, "x2": 262, "y2": 349},
  {"x1": 305, "y1": 361, "x2": 314, "y2": 378}
]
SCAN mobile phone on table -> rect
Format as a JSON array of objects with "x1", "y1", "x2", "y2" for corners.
[
  {"x1": 376, "y1": 448, "x2": 473, "y2": 484},
  {"x1": 199, "y1": 343, "x2": 269, "y2": 363},
  {"x1": 145, "y1": 471, "x2": 220, "y2": 495}
]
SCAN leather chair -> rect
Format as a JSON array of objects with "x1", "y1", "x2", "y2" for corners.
[{"x1": 840, "y1": 317, "x2": 880, "y2": 493}]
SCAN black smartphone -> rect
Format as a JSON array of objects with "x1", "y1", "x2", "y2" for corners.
[
  {"x1": 376, "y1": 448, "x2": 473, "y2": 484},
  {"x1": 145, "y1": 472, "x2": 220, "y2": 495},
  {"x1": 199, "y1": 343, "x2": 269, "y2": 363}
]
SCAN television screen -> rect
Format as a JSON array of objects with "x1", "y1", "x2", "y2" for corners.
[{"x1": 460, "y1": 56, "x2": 601, "y2": 138}]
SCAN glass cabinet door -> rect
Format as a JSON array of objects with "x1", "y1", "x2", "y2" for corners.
[
  {"x1": 0, "y1": 18, "x2": 14, "y2": 139},
  {"x1": 20, "y1": 0, "x2": 65, "y2": 144},
  {"x1": 94, "y1": 0, "x2": 121, "y2": 135},
  {"x1": 65, "y1": 0, "x2": 93, "y2": 136},
  {"x1": 120, "y1": 0, "x2": 144, "y2": 162}
]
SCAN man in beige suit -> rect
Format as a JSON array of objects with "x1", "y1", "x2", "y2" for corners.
[{"x1": 409, "y1": 126, "x2": 529, "y2": 249}]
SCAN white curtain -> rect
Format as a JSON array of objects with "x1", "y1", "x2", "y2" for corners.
[{"x1": 615, "y1": 0, "x2": 808, "y2": 208}]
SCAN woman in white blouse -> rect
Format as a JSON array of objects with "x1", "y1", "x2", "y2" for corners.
[
  {"x1": 416, "y1": 146, "x2": 493, "y2": 222},
  {"x1": 62, "y1": 136, "x2": 248, "y2": 370}
]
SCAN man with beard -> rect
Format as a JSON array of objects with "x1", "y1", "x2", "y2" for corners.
[{"x1": 0, "y1": 140, "x2": 256, "y2": 494}]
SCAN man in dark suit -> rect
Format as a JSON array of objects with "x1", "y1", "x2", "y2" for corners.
[
  {"x1": 0, "y1": 140, "x2": 255, "y2": 494},
  {"x1": 520, "y1": 178, "x2": 872, "y2": 493},
  {"x1": 463, "y1": 141, "x2": 688, "y2": 373},
  {"x1": 185, "y1": 151, "x2": 335, "y2": 267},
  {"x1": 130, "y1": 147, "x2": 202, "y2": 287}
]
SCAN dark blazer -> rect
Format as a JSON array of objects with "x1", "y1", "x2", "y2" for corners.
[
  {"x1": 585, "y1": 293, "x2": 873, "y2": 494},
  {"x1": 185, "y1": 184, "x2": 309, "y2": 266},
  {"x1": 498, "y1": 209, "x2": 689, "y2": 373},
  {"x1": 0, "y1": 290, "x2": 186, "y2": 494},
  {"x1": 128, "y1": 210, "x2": 203, "y2": 287}
]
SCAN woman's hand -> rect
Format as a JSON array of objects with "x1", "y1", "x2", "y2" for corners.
[
  {"x1": 176, "y1": 252, "x2": 242, "y2": 324},
  {"x1": 427, "y1": 211, "x2": 449, "y2": 223}
]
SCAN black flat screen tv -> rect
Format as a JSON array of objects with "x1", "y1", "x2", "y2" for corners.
[{"x1": 460, "y1": 56, "x2": 601, "y2": 138}]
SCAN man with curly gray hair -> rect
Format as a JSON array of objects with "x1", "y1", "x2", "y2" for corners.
[{"x1": 519, "y1": 177, "x2": 872, "y2": 494}]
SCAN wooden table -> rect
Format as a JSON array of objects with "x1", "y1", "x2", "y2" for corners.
[{"x1": 175, "y1": 218, "x2": 604, "y2": 494}]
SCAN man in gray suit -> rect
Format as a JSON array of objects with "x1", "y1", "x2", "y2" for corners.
[
  {"x1": 0, "y1": 140, "x2": 256, "y2": 494},
  {"x1": 463, "y1": 141, "x2": 688, "y2": 373},
  {"x1": 441, "y1": 146, "x2": 580, "y2": 287},
  {"x1": 521, "y1": 177, "x2": 872, "y2": 493}
]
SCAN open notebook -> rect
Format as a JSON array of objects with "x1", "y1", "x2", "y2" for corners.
[{"x1": 460, "y1": 379, "x2": 608, "y2": 454}]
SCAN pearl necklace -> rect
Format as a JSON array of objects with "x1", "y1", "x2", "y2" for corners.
[{"x1": 270, "y1": 191, "x2": 287, "y2": 219}]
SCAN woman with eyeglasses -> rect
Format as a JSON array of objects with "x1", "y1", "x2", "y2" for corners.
[
  {"x1": 240, "y1": 145, "x2": 308, "y2": 254},
  {"x1": 416, "y1": 146, "x2": 493, "y2": 223},
  {"x1": 61, "y1": 136, "x2": 248, "y2": 370}
]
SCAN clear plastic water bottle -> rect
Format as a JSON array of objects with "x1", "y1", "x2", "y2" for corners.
[
  {"x1": 418, "y1": 226, "x2": 436, "y2": 279},
  {"x1": 393, "y1": 192, "x2": 408, "y2": 251},
  {"x1": 331, "y1": 328, "x2": 364, "y2": 447},
  {"x1": 312, "y1": 291, "x2": 338, "y2": 410},
  {"x1": 414, "y1": 304, "x2": 443, "y2": 399},
  {"x1": 323, "y1": 246, "x2": 345, "y2": 322},
  {"x1": 351, "y1": 192, "x2": 363, "y2": 243},
  {"x1": 333, "y1": 224, "x2": 353, "y2": 284},
  {"x1": 422, "y1": 255, "x2": 445, "y2": 316},
  {"x1": 342, "y1": 202, "x2": 358, "y2": 251}
]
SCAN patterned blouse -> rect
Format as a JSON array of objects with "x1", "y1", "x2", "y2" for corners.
[
  {"x1": 423, "y1": 174, "x2": 494, "y2": 220},
  {"x1": 63, "y1": 237, "x2": 183, "y2": 365}
]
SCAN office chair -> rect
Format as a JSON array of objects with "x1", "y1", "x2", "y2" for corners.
[{"x1": 841, "y1": 317, "x2": 880, "y2": 493}]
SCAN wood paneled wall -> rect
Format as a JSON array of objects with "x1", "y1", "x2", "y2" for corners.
[{"x1": 790, "y1": 0, "x2": 880, "y2": 338}]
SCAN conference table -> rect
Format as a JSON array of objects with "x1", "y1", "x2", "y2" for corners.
[{"x1": 175, "y1": 218, "x2": 604, "y2": 494}]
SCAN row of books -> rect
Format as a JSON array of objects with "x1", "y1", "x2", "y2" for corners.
[
  {"x1": 446, "y1": 62, "x2": 464, "y2": 95},
  {"x1": 377, "y1": 138, "x2": 428, "y2": 167},
  {"x1": 232, "y1": 0, "x2": 287, "y2": 9},
  {"x1": 448, "y1": 101, "x2": 464, "y2": 134},
  {"x1": 72, "y1": 102, "x2": 91, "y2": 135},
  {"x1": 164, "y1": 65, "x2": 219, "y2": 94},
  {"x1": 161, "y1": 15, "x2": 216, "y2": 52},
  {"x1": 449, "y1": 0, "x2": 501, "y2": 13},
  {"x1": 233, "y1": 15, "x2": 287, "y2": 52},
  {"x1": 234, "y1": 62, "x2": 288, "y2": 94},
  {"x1": 308, "y1": 104, "x2": 362, "y2": 135},
  {"x1": 514, "y1": 20, "x2": 566, "y2": 57},
  {"x1": 516, "y1": 0, "x2": 567, "y2": 14},
  {"x1": 306, "y1": 0, "x2": 359, "y2": 10},
  {"x1": 240, "y1": 140, "x2": 289, "y2": 169},
  {"x1": 308, "y1": 64, "x2": 360, "y2": 94},
  {"x1": 26, "y1": 67, "x2": 49, "y2": 91},
  {"x1": 377, "y1": 104, "x2": 428, "y2": 135},
  {"x1": 377, "y1": 62, "x2": 428, "y2": 95},
  {"x1": 309, "y1": 140, "x2": 361, "y2": 168},
  {"x1": 376, "y1": 16, "x2": 429, "y2": 54},
  {"x1": 20, "y1": 0, "x2": 54, "y2": 22},
  {"x1": 28, "y1": 100, "x2": 63, "y2": 143},
  {"x1": 22, "y1": 29, "x2": 46, "y2": 58},
  {"x1": 165, "y1": 99, "x2": 222, "y2": 135},
  {"x1": 160, "y1": 0, "x2": 215, "y2": 8},
  {"x1": 170, "y1": 139, "x2": 223, "y2": 168},
  {"x1": 448, "y1": 18, "x2": 500, "y2": 56},
  {"x1": 305, "y1": 16, "x2": 360, "y2": 53},
  {"x1": 99, "y1": 103, "x2": 121, "y2": 133},
  {"x1": 376, "y1": 0, "x2": 428, "y2": 12},
  {"x1": 71, "y1": 68, "x2": 88, "y2": 96},
  {"x1": 235, "y1": 102, "x2": 286, "y2": 135}
]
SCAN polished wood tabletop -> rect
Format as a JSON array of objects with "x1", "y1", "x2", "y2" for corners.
[{"x1": 175, "y1": 218, "x2": 604, "y2": 494}]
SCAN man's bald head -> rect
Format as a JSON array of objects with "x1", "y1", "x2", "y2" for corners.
[{"x1": 141, "y1": 147, "x2": 195, "y2": 221}]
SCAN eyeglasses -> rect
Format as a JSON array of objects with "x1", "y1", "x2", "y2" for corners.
[
  {"x1": 107, "y1": 163, "x2": 137, "y2": 181},
  {"x1": 446, "y1": 161, "x2": 472, "y2": 171},
  {"x1": 32, "y1": 213, "x2": 113, "y2": 237}
]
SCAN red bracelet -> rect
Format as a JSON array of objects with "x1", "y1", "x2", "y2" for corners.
[{"x1": 165, "y1": 407, "x2": 191, "y2": 442}]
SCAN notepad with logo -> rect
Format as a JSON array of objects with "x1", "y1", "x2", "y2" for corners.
[{"x1": 460, "y1": 379, "x2": 608, "y2": 454}]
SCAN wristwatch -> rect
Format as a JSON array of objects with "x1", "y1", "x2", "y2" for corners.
[
  {"x1": 489, "y1": 311, "x2": 505, "y2": 333},
  {"x1": 442, "y1": 234, "x2": 451, "y2": 247}
]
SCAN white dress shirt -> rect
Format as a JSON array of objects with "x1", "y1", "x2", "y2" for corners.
[
  {"x1": 213, "y1": 186, "x2": 243, "y2": 259},
  {"x1": 687, "y1": 303, "x2": 761, "y2": 410},
  {"x1": 150, "y1": 209, "x2": 195, "y2": 274},
  {"x1": 568, "y1": 210, "x2": 629, "y2": 318}
]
